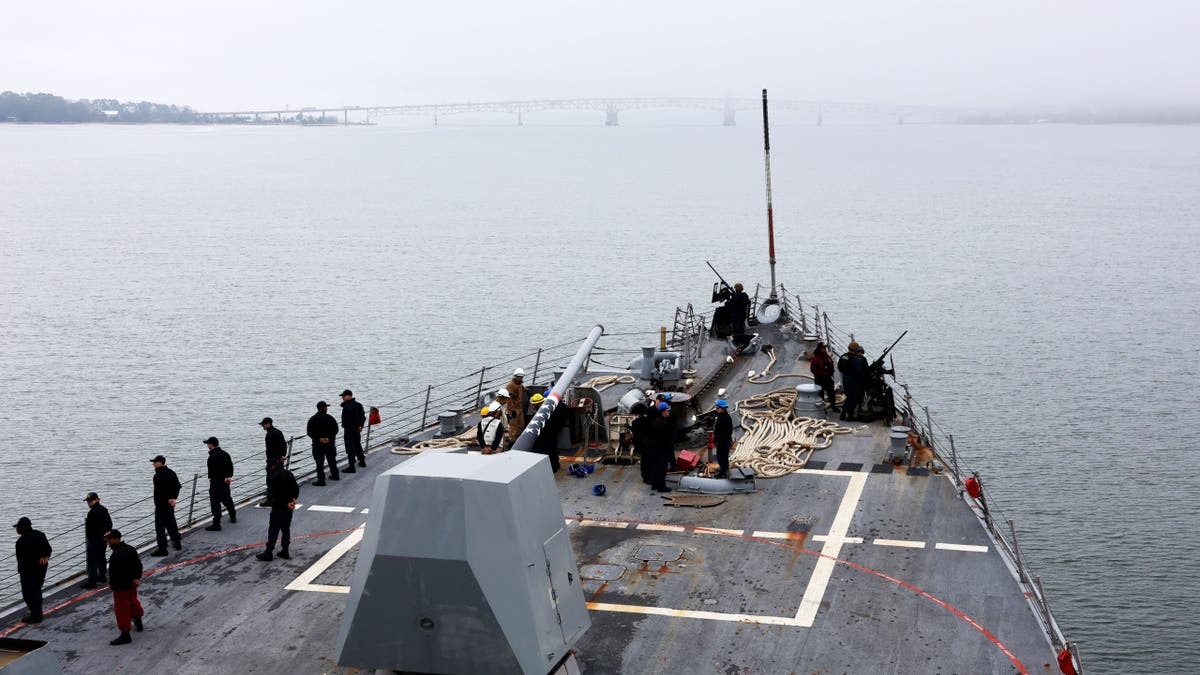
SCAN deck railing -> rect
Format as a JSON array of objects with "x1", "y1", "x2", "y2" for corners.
[
  {"x1": 784, "y1": 292, "x2": 1082, "y2": 673},
  {"x1": 0, "y1": 333, "x2": 639, "y2": 617}
]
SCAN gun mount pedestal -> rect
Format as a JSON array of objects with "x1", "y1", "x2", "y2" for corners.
[{"x1": 335, "y1": 451, "x2": 590, "y2": 674}]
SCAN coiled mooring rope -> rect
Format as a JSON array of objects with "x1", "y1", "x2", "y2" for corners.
[
  {"x1": 746, "y1": 347, "x2": 815, "y2": 385},
  {"x1": 731, "y1": 388, "x2": 858, "y2": 478},
  {"x1": 582, "y1": 374, "x2": 637, "y2": 392}
]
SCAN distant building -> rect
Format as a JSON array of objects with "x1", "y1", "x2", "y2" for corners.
[{"x1": 100, "y1": 110, "x2": 120, "y2": 120}]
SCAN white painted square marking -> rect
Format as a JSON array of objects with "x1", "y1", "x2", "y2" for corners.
[{"x1": 285, "y1": 526, "x2": 364, "y2": 594}]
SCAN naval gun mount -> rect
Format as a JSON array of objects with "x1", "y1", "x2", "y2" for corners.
[{"x1": 335, "y1": 450, "x2": 589, "y2": 674}]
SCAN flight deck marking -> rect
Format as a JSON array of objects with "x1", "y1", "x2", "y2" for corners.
[
  {"x1": 874, "y1": 538, "x2": 926, "y2": 549},
  {"x1": 307, "y1": 505, "x2": 357, "y2": 513},
  {"x1": 935, "y1": 542, "x2": 989, "y2": 553},
  {"x1": 284, "y1": 526, "x2": 365, "y2": 594},
  {"x1": 794, "y1": 469, "x2": 867, "y2": 627}
]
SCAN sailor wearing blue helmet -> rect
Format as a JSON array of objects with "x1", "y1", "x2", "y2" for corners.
[{"x1": 713, "y1": 399, "x2": 733, "y2": 478}]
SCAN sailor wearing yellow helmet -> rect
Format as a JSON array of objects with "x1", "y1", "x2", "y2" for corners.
[
  {"x1": 476, "y1": 405, "x2": 505, "y2": 455},
  {"x1": 529, "y1": 390, "x2": 564, "y2": 473}
]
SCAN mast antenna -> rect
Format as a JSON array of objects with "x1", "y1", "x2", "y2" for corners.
[{"x1": 761, "y1": 88, "x2": 779, "y2": 302}]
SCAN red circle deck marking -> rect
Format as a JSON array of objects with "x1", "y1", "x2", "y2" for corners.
[
  {"x1": 569, "y1": 515, "x2": 1029, "y2": 674},
  {"x1": 0, "y1": 527, "x2": 357, "y2": 639}
]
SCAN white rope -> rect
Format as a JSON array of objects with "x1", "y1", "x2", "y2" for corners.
[
  {"x1": 746, "y1": 347, "x2": 814, "y2": 385},
  {"x1": 730, "y1": 388, "x2": 860, "y2": 478},
  {"x1": 581, "y1": 374, "x2": 637, "y2": 392}
]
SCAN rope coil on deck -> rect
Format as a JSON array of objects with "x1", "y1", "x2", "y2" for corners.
[
  {"x1": 745, "y1": 347, "x2": 815, "y2": 385},
  {"x1": 581, "y1": 374, "x2": 637, "y2": 392},
  {"x1": 731, "y1": 388, "x2": 857, "y2": 478},
  {"x1": 394, "y1": 427, "x2": 478, "y2": 453}
]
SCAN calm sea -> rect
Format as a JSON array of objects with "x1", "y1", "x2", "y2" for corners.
[{"x1": 1, "y1": 118, "x2": 1197, "y2": 672}]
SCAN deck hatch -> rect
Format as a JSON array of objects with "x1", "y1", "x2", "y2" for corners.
[
  {"x1": 634, "y1": 545, "x2": 683, "y2": 562},
  {"x1": 579, "y1": 564, "x2": 626, "y2": 581}
]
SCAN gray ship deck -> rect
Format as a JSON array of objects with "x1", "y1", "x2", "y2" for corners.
[{"x1": 1, "y1": 321, "x2": 1055, "y2": 674}]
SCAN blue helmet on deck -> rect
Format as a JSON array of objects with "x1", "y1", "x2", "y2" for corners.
[{"x1": 657, "y1": 402, "x2": 670, "y2": 412}]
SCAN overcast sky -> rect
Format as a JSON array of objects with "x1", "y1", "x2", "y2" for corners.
[{"x1": 2, "y1": 1, "x2": 1197, "y2": 111}]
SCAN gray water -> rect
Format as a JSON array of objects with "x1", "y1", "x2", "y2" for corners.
[{"x1": 1, "y1": 119, "x2": 1197, "y2": 672}]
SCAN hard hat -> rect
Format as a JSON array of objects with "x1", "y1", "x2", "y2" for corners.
[
  {"x1": 495, "y1": 388, "x2": 510, "y2": 398},
  {"x1": 716, "y1": 399, "x2": 729, "y2": 408},
  {"x1": 657, "y1": 402, "x2": 670, "y2": 412},
  {"x1": 531, "y1": 393, "x2": 545, "y2": 405},
  {"x1": 513, "y1": 368, "x2": 525, "y2": 377},
  {"x1": 481, "y1": 406, "x2": 490, "y2": 416}
]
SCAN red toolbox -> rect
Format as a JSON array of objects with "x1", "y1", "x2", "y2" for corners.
[{"x1": 676, "y1": 450, "x2": 701, "y2": 471}]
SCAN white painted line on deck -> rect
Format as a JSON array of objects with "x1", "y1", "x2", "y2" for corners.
[
  {"x1": 873, "y1": 539, "x2": 926, "y2": 549},
  {"x1": 696, "y1": 527, "x2": 744, "y2": 536},
  {"x1": 307, "y1": 505, "x2": 357, "y2": 513},
  {"x1": 813, "y1": 534, "x2": 864, "y2": 544},
  {"x1": 636, "y1": 523, "x2": 687, "y2": 532},
  {"x1": 795, "y1": 471, "x2": 867, "y2": 627},
  {"x1": 579, "y1": 520, "x2": 630, "y2": 529},
  {"x1": 361, "y1": 508, "x2": 369, "y2": 514},
  {"x1": 751, "y1": 530, "x2": 791, "y2": 539},
  {"x1": 285, "y1": 526, "x2": 364, "y2": 594},
  {"x1": 935, "y1": 542, "x2": 989, "y2": 553},
  {"x1": 587, "y1": 602, "x2": 804, "y2": 626}
]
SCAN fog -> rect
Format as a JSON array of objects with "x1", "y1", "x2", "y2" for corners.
[{"x1": 1, "y1": 0, "x2": 1198, "y2": 111}]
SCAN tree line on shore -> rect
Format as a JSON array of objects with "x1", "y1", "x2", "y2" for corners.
[{"x1": 1, "y1": 91, "x2": 200, "y2": 123}]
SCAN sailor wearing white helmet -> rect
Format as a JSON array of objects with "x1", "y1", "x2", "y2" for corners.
[{"x1": 504, "y1": 368, "x2": 527, "y2": 445}]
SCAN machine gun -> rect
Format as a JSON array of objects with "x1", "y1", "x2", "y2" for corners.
[
  {"x1": 863, "y1": 330, "x2": 907, "y2": 424},
  {"x1": 707, "y1": 261, "x2": 733, "y2": 303},
  {"x1": 868, "y1": 330, "x2": 907, "y2": 376}
]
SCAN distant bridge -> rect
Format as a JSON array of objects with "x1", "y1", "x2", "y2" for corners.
[{"x1": 199, "y1": 97, "x2": 967, "y2": 126}]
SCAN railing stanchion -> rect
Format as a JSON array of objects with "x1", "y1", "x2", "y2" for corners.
[
  {"x1": 474, "y1": 367, "x2": 487, "y2": 408},
  {"x1": 285, "y1": 436, "x2": 294, "y2": 471},
  {"x1": 420, "y1": 385, "x2": 432, "y2": 428},
  {"x1": 1069, "y1": 641, "x2": 1083, "y2": 674},
  {"x1": 1008, "y1": 519, "x2": 1028, "y2": 584},
  {"x1": 923, "y1": 406, "x2": 935, "y2": 453},
  {"x1": 363, "y1": 410, "x2": 373, "y2": 452},
  {"x1": 187, "y1": 473, "x2": 199, "y2": 526},
  {"x1": 822, "y1": 311, "x2": 832, "y2": 349},
  {"x1": 532, "y1": 348, "x2": 543, "y2": 385},
  {"x1": 948, "y1": 433, "x2": 961, "y2": 487},
  {"x1": 1035, "y1": 575, "x2": 1059, "y2": 648}
]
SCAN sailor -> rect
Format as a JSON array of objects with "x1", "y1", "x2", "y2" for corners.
[
  {"x1": 307, "y1": 401, "x2": 340, "y2": 485},
  {"x1": 257, "y1": 457, "x2": 300, "y2": 562},
  {"x1": 630, "y1": 402, "x2": 654, "y2": 484},
  {"x1": 104, "y1": 529, "x2": 144, "y2": 645},
  {"x1": 259, "y1": 417, "x2": 287, "y2": 506},
  {"x1": 504, "y1": 369, "x2": 527, "y2": 444},
  {"x1": 340, "y1": 389, "x2": 367, "y2": 472},
  {"x1": 204, "y1": 436, "x2": 236, "y2": 531},
  {"x1": 149, "y1": 455, "x2": 182, "y2": 556},
  {"x1": 492, "y1": 388, "x2": 514, "y2": 445},
  {"x1": 839, "y1": 342, "x2": 869, "y2": 422},
  {"x1": 476, "y1": 406, "x2": 505, "y2": 455},
  {"x1": 809, "y1": 342, "x2": 839, "y2": 411},
  {"x1": 81, "y1": 492, "x2": 112, "y2": 589},
  {"x1": 529, "y1": 392, "x2": 564, "y2": 472},
  {"x1": 713, "y1": 399, "x2": 733, "y2": 478},
  {"x1": 12, "y1": 516, "x2": 51, "y2": 624},
  {"x1": 725, "y1": 282, "x2": 752, "y2": 335},
  {"x1": 650, "y1": 402, "x2": 675, "y2": 493}
]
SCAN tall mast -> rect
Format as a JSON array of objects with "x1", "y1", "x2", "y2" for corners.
[{"x1": 761, "y1": 89, "x2": 778, "y2": 302}]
